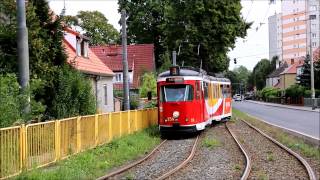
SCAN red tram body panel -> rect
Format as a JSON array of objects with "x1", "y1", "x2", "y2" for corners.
[{"x1": 157, "y1": 66, "x2": 232, "y2": 134}]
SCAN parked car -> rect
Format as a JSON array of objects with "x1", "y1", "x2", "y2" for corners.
[{"x1": 233, "y1": 94, "x2": 242, "y2": 101}]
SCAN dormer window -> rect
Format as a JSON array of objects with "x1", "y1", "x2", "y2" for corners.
[
  {"x1": 76, "y1": 38, "x2": 81, "y2": 56},
  {"x1": 76, "y1": 37, "x2": 89, "y2": 58},
  {"x1": 82, "y1": 40, "x2": 89, "y2": 58}
]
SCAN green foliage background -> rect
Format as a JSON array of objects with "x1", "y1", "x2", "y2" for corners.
[
  {"x1": 118, "y1": 0, "x2": 250, "y2": 73},
  {"x1": 139, "y1": 72, "x2": 157, "y2": 98},
  {"x1": 63, "y1": 11, "x2": 120, "y2": 45},
  {"x1": 0, "y1": 0, "x2": 96, "y2": 127}
]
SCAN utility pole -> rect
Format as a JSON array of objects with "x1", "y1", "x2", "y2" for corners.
[
  {"x1": 17, "y1": 0, "x2": 30, "y2": 113},
  {"x1": 172, "y1": 51, "x2": 176, "y2": 66},
  {"x1": 121, "y1": 9, "x2": 130, "y2": 110},
  {"x1": 309, "y1": 14, "x2": 316, "y2": 109}
]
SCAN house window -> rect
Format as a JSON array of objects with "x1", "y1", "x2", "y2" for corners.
[
  {"x1": 76, "y1": 38, "x2": 81, "y2": 56},
  {"x1": 104, "y1": 84, "x2": 108, "y2": 105},
  {"x1": 115, "y1": 73, "x2": 122, "y2": 82},
  {"x1": 312, "y1": 42, "x2": 317, "y2": 47},
  {"x1": 311, "y1": 24, "x2": 316, "y2": 29},
  {"x1": 312, "y1": 33, "x2": 316, "y2": 38},
  {"x1": 310, "y1": 5, "x2": 317, "y2": 11}
]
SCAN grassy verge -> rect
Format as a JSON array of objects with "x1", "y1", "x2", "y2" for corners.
[
  {"x1": 232, "y1": 108, "x2": 320, "y2": 161},
  {"x1": 15, "y1": 126, "x2": 161, "y2": 180}
]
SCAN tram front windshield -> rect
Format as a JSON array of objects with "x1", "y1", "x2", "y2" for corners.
[{"x1": 161, "y1": 84, "x2": 193, "y2": 102}]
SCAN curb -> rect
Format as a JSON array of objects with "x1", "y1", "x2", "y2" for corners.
[{"x1": 247, "y1": 100, "x2": 320, "y2": 113}]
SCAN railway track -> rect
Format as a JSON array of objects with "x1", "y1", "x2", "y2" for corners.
[
  {"x1": 225, "y1": 122, "x2": 251, "y2": 180},
  {"x1": 227, "y1": 118, "x2": 317, "y2": 180},
  {"x1": 97, "y1": 135, "x2": 200, "y2": 180}
]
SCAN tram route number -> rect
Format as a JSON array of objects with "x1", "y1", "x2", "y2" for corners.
[{"x1": 165, "y1": 117, "x2": 177, "y2": 122}]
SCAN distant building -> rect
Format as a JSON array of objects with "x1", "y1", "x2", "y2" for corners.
[
  {"x1": 266, "y1": 62, "x2": 288, "y2": 87},
  {"x1": 91, "y1": 44, "x2": 155, "y2": 92},
  {"x1": 267, "y1": 0, "x2": 319, "y2": 90},
  {"x1": 268, "y1": 13, "x2": 282, "y2": 65},
  {"x1": 63, "y1": 27, "x2": 115, "y2": 112},
  {"x1": 281, "y1": 0, "x2": 319, "y2": 64}
]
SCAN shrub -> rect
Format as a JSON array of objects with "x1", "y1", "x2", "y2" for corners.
[
  {"x1": 0, "y1": 74, "x2": 45, "y2": 128},
  {"x1": 130, "y1": 96, "x2": 139, "y2": 110},
  {"x1": 285, "y1": 85, "x2": 305, "y2": 98},
  {"x1": 260, "y1": 87, "x2": 281, "y2": 100},
  {"x1": 304, "y1": 89, "x2": 320, "y2": 98},
  {"x1": 139, "y1": 72, "x2": 157, "y2": 98},
  {"x1": 50, "y1": 65, "x2": 96, "y2": 119}
]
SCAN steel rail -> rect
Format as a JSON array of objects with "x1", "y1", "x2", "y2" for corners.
[
  {"x1": 225, "y1": 122, "x2": 251, "y2": 180},
  {"x1": 241, "y1": 119, "x2": 317, "y2": 180},
  {"x1": 156, "y1": 135, "x2": 200, "y2": 180},
  {"x1": 96, "y1": 140, "x2": 167, "y2": 180}
]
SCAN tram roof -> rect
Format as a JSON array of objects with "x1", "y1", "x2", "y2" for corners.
[{"x1": 158, "y1": 66, "x2": 230, "y2": 82}]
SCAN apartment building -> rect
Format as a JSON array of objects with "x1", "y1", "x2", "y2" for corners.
[
  {"x1": 281, "y1": 0, "x2": 319, "y2": 64},
  {"x1": 268, "y1": 13, "x2": 282, "y2": 68}
]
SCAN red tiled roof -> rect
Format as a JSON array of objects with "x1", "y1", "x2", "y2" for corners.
[
  {"x1": 91, "y1": 44, "x2": 155, "y2": 89},
  {"x1": 63, "y1": 40, "x2": 114, "y2": 76},
  {"x1": 280, "y1": 62, "x2": 300, "y2": 74}
]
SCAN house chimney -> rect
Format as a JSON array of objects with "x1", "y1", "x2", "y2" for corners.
[{"x1": 276, "y1": 59, "x2": 279, "y2": 69}]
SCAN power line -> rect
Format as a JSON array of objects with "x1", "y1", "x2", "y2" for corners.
[{"x1": 244, "y1": 0, "x2": 254, "y2": 21}]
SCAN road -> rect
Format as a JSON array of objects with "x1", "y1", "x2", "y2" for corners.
[{"x1": 233, "y1": 101, "x2": 320, "y2": 140}]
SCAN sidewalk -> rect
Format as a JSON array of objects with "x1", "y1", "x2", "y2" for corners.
[{"x1": 247, "y1": 100, "x2": 320, "y2": 113}]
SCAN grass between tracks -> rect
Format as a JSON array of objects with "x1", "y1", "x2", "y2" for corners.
[
  {"x1": 232, "y1": 108, "x2": 320, "y2": 161},
  {"x1": 14, "y1": 126, "x2": 161, "y2": 180}
]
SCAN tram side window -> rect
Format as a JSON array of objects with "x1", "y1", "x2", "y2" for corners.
[
  {"x1": 227, "y1": 84, "x2": 231, "y2": 97},
  {"x1": 195, "y1": 81, "x2": 201, "y2": 99},
  {"x1": 204, "y1": 82, "x2": 208, "y2": 99}
]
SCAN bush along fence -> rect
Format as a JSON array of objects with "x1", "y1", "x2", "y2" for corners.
[{"x1": 0, "y1": 108, "x2": 158, "y2": 179}]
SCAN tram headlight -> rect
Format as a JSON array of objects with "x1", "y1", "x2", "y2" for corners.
[{"x1": 173, "y1": 111, "x2": 180, "y2": 119}]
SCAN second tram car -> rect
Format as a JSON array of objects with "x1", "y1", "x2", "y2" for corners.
[{"x1": 157, "y1": 66, "x2": 232, "y2": 134}]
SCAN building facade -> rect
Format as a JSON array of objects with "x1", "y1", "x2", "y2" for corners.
[
  {"x1": 268, "y1": 12, "x2": 282, "y2": 65},
  {"x1": 281, "y1": 0, "x2": 320, "y2": 64},
  {"x1": 63, "y1": 28, "x2": 115, "y2": 113},
  {"x1": 91, "y1": 44, "x2": 155, "y2": 91}
]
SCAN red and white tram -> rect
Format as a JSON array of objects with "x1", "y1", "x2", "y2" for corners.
[{"x1": 157, "y1": 66, "x2": 232, "y2": 134}]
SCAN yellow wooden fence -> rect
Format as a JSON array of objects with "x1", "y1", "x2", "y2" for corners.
[{"x1": 0, "y1": 108, "x2": 158, "y2": 179}]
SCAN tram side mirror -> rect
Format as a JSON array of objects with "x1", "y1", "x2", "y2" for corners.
[{"x1": 147, "y1": 91, "x2": 152, "y2": 101}]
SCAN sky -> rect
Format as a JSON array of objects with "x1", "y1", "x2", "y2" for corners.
[{"x1": 49, "y1": 0, "x2": 281, "y2": 71}]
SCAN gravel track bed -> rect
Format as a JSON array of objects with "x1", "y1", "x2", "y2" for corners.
[
  {"x1": 169, "y1": 123, "x2": 245, "y2": 180},
  {"x1": 229, "y1": 120, "x2": 309, "y2": 179},
  {"x1": 112, "y1": 136, "x2": 197, "y2": 179}
]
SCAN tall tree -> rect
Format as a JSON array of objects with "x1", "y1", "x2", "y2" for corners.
[
  {"x1": 118, "y1": 0, "x2": 250, "y2": 73},
  {"x1": 0, "y1": 0, "x2": 97, "y2": 124},
  {"x1": 63, "y1": 11, "x2": 119, "y2": 45},
  {"x1": 118, "y1": 0, "x2": 166, "y2": 68},
  {"x1": 250, "y1": 59, "x2": 272, "y2": 90},
  {"x1": 297, "y1": 55, "x2": 320, "y2": 89}
]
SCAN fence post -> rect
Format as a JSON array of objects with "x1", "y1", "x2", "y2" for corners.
[
  {"x1": 54, "y1": 120, "x2": 61, "y2": 161},
  {"x1": 95, "y1": 114, "x2": 99, "y2": 146},
  {"x1": 108, "y1": 113, "x2": 112, "y2": 142},
  {"x1": 135, "y1": 110, "x2": 138, "y2": 131},
  {"x1": 76, "y1": 116, "x2": 81, "y2": 153},
  {"x1": 20, "y1": 124, "x2": 26, "y2": 170},
  {"x1": 119, "y1": 111, "x2": 122, "y2": 136},
  {"x1": 128, "y1": 111, "x2": 131, "y2": 134}
]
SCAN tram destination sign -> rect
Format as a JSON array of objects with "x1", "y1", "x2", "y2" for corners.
[{"x1": 166, "y1": 77, "x2": 184, "y2": 83}]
